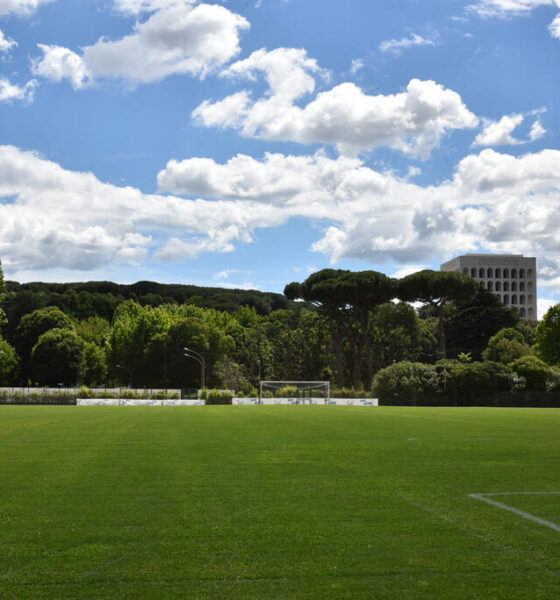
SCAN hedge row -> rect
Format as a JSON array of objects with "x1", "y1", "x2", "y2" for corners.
[{"x1": 373, "y1": 359, "x2": 560, "y2": 406}]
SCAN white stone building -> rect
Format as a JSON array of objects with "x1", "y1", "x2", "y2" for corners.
[{"x1": 440, "y1": 254, "x2": 537, "y2": 320}]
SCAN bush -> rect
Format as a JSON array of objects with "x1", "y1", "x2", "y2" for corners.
[
  {"x1": 331, "y1": 388, "x2": 371, "y2": 399},
  {"x1": 205, "y1": 389, "x2": 233, "y2": 405},
  {"x1": 276, "y1": 385, "x2": 299, "y2": 398},
  {"x1": 547, "y1": 367, "x2": 560, "y2": 392},
  {"x1": 482, "y1": 327, "x2": 532, "y2": 364},
  {"x1": 373, "y1": 362, "x2": 439, "y2": 405},
  {"x1": 78, "y1": 385, "x2": 92, "y2": 398},
  {"x1": 0, "y1": 389, "x2": 78, "y2": 405},
  {"x1": 152, "y1": 390, "x2": 180, "y2": 400},
  {"x1": 509, "y1": 355, "x2": 551, "y2": 391},
  {"x1": 120, "y1": 389, "x2": 146, "y2": 399},
  {"x1": 436, "y1": 360, "x2": 513, "y2": 404},
  {"x1": 0, "y1": 338, "x2": 19, "y2": 385}
]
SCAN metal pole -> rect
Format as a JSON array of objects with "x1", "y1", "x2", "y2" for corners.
[{"x1": 184, "y1": 348, "x2": 205, "y2": 390}]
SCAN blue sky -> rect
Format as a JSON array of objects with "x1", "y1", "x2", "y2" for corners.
[{"x1": 0, "y1": 0, "x2": 559, "y2": 316}]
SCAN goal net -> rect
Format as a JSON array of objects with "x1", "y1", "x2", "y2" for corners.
[{"x1": 259, "y1": 381, "x2": 330, "y2": 405}]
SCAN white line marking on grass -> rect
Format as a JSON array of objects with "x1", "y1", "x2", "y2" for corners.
[{"x1": 469, "y1": 492, "x2": 560, "y2": 533}]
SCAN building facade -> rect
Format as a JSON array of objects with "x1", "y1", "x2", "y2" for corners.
[{"x1": 440, "y1": 254, "x2": 537, "y2": 320}]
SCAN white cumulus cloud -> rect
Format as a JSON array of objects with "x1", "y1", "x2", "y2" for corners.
[
  {"x1": 473, "y1": 112, "x2": 547, "y2": 147},
  {"x1": 194, "y1": 51, "x2": 479, "y2": 158},
  {"x1": 0, "y1": 29, "x2": 17, "y2": 53},
  {"x1": 468, "y1": 0, "x2": 559, "y2": 18},
  {"x1": 529, "y1": 119, "x2": 547, "y2": 140},
  {"x1": 3, "y1": 143, "x2": 560, "y2": 288},
  {"x1": 0, "y1": 0, "x2": 53, "y2": 16},
  {"x1": 157, "y1": 147, "x2": 560, "y2": 283},
  {"x1": 0, "y1": 77, "x2": 36, "y2": 103},
  {"x1": 467, "y1": 0, "x2": 560, "y2": 40},
  {"x1": 32, "y1": 1, "x2": 249, "y2": 87},
  {"x1": 0, "y1": 145, "x2": 284, "y2": 270},
  {"x1": 32, "y1": 44, "x2": 91, "y2": 89},
  {"x1": 549, "y1": 12, "x2": 560, "y2": 35}
]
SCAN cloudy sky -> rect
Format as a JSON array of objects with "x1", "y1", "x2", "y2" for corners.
[{"x1": 0, "y1": 0, "x2": 559, "y2": 316}]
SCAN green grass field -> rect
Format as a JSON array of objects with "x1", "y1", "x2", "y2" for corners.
[{"x1": 1, "y1": 406, "x2": 559, "y2": 599}]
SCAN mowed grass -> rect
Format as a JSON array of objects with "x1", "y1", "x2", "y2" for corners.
[{"x1": 1, "y1": 407, "x2": 560, "y2": 599}]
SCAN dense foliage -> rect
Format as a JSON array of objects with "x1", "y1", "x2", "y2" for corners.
[{"x1": 0, "y1": 262, "x2": 554, "y2": 400}]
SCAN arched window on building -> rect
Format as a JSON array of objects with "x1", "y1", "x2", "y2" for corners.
[
  {"x1": 503, "y1": 268, "x2": 509, "y2": 278},
  {"x1": 512, "y1": 268, "x2": 517, "y2": 278},
  {"x1": 520, "y1": 308, "x2": 526, "y2": 317},
  {"x1": 520, "y1": 282, "x2": 525, "y2": 292},
  {"x1": 512, "y1": 295, "x2": 518, "y2": 305},
  {"x1": 487, "y1": 268, "x2": 493, "y2": 278},
  {"x1": 528, "y1": 307, "x2": 534, "y2": 318},
  {"x1": 503, "y1": 282, "x2": 509, "y2": 292},
  {"x1": 471, "y1": 268, "x2": 477, "y2": 278},
  {"x1": 528, "y1": 282, "x2": 533, "y2": 292},
  {"x1": 503, "y1": 295, "x2": 509, "y2": 305},
  {"x1": 495, "y1": 281, "x2": 501, "y2": 291},
  {"x1": 479, "y1": 268, "x2": 485, "y2": 278},
  {"x1": 520, "y1": 295, "x2": 525, "y2": 305},
  {"x1": 487, "y1": 281, "x2": 493, "y2": 291},
  {"x1": 495, "y1": 268, "x2": 501, "y2": 278},
  {"x1": 528, "y1": 269, "x2": 533, "y2": 278},
  {"x1": 528, "y1": 295, "x2": 533, "y2": 304},
  {"x1": 511, "y1": 281, "x2": 517, "y2": 292},
  {"x1": 520, "y1": 269, "x2": 525, "y2": 279}
]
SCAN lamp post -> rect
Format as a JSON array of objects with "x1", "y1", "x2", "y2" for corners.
[
  {"x1": 184, "y1": 347, "x2": 205, "y2": 390},
  {"x1": 116, "y1": 364, "x2": 133, "y2": 389}
]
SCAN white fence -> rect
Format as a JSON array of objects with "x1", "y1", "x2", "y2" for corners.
[
  {"x1": 77, "y1": 397, "x2": 378, "y2": 407},
  {"x1": 0, "y1": 387, "x2": 181, "y2": 396},
  {"x1": 234, "y1": 398, "x2": 378, "y2": 406},
  {"x1": 77, "y1": 399, "x2": 204, "y2": 406}
]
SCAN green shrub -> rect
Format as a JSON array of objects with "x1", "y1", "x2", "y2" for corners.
[
  {"x1": 373, "y1": 362, "x2": 439, "y2": 405},
  {"x1": 482, "y1": 327, "x2": 532, "y2": 364},
  {"x1": 151, "y1": 390, "x2": 180, "y2": 400},
  {"x1": 547, "y1": 367, "x2": 560, "y2": 392},
  {"x1": 509, "y1": 355, "x2": 551, "y2": 391},
  {"x1": 78, "y1": 385, "x2": 92, "y2": 398},
  {"x1": 331, "y1": 388, "x2": 371, "y2": 399},
  {"x1": 436, "y1": 360, "x2": 513, "y2": 404},
  {"x1": 276, "y1": 385, "x2": 298, "y2": 398},
  {"x1": 205, "y1": 389, "x2": 233, "y2": 405}
]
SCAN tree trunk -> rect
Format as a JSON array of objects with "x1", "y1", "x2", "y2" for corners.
[
  {"x1": 351, "y1": 335, "x2": 362, "y2": 390},
  {"x1": 358, "y1": 307, "x2": 374, "y2": 390},
  {"x1": 437, "y1": 303, "x2": 447, "y2": 359},
  {"x1": 328, "y1": 315, "x2": 345, "y2": 388}
]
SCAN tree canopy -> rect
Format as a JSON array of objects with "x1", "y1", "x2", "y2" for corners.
[
  {"x1": 399, "y1": 270, "x2": 478, "y2": 359},
  {"x1": 536, "y1": 304, "x2": 560, "y2": 365},
  {"x1": 285, "y1": 269, "x2": 397, "y2": 388}
]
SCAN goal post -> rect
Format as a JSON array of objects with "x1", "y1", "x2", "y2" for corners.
[{"x1": 258, "y1": 381, "x2": 330, "y2": 405}]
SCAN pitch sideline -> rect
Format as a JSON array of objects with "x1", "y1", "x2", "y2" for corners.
[{"x1": 469, "y1": 492, "x2": 560, "y2": 533}]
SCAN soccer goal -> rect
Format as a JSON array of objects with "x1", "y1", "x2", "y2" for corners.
[{"x1": 258, "y1": 381, "x2": 330, "y2": 405}]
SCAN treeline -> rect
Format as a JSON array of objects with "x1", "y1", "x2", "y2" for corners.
[
  {"x1": 1, "y1": 259, "x2": 559, "y2": 398},
  {"x1": 2, "y1": 279, "x2": 290, "y2": 339}
]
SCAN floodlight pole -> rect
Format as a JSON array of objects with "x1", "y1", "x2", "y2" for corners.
[{"x1": 184, "y1": 347, "x2": 205, "y2": 390}]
